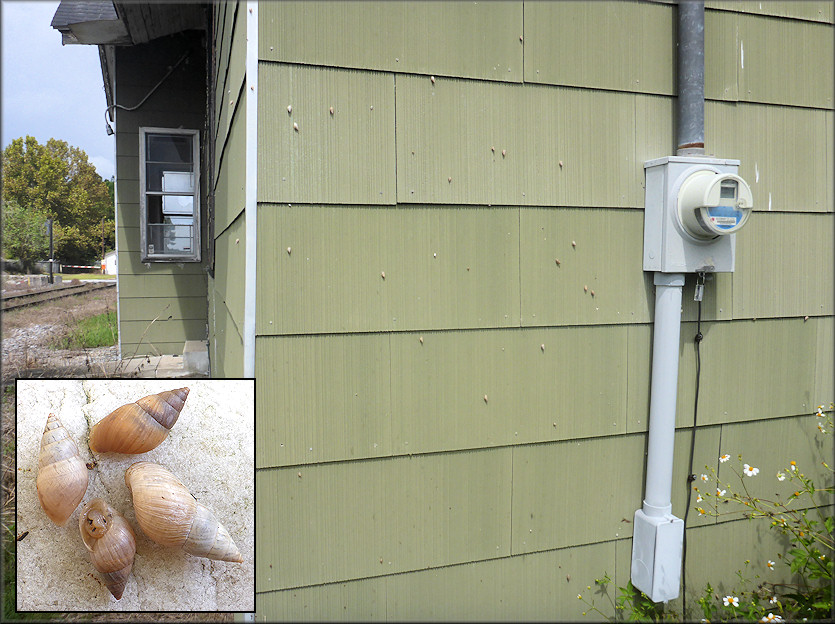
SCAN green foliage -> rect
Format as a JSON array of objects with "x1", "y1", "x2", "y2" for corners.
[
  {"x1": 0, "y1": 201, "x2": 48, "y2": 272},
  {"x1": 2, "y1": 136, "x2": 115, "y2": 265},
  {"x1": 581, "y1": 405, "x2": 833, "y2": 622},
  {"x1": 52, "y1": 310, "x2": 117, "y2": 350}
]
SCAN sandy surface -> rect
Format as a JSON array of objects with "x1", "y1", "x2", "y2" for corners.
[{"x1": 16, "y1": 379, "x2": 255, "y2": 613}]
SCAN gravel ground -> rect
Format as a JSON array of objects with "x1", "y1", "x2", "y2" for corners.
[{"x1": 2, "y1": 284, "x2": 120, "y2": 383}]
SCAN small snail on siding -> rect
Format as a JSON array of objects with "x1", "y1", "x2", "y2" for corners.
[
  {"x1": 125, "y1": 462, "x2": 243, "y2": 563},
  {"x1": 79, "y1": 498, "x2": 136, "y2": 600},
  {"x1": 37, "y1": 413, "x2": 89, "y2": 526},
  {"x1": 89, "y1": 388, "x2": 189, "y2": 454}
]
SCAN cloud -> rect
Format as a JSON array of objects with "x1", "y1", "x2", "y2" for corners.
[{"x1": 2, "y1": 0, "x2": 114, "y2": 177}]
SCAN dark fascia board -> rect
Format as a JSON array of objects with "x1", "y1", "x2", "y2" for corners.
[{"x1": 51, "y1": 0, "x2": 131, "y2": 45}]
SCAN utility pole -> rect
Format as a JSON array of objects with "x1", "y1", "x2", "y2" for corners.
[
  {"x1": 101, "y1": 217, "x2": 106, "y2": 274},
  {"x1": 45, "y1": 218, "x2": 54, "y2": 285}
]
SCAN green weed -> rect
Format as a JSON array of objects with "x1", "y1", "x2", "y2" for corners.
[{"x1": 53, "y1": 310, "x2": 117, "y2": 350}]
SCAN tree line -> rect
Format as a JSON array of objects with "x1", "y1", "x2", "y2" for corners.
[{"x1": 2, "y1": 136, "x2": 115, "y2": 271}]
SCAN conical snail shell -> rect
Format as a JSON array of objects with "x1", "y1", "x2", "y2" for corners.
[
  {"x1": 89, "y1": 387, "x2": 189, "y2": 454},
  {"x1": 36, "y1": 413, "x2": 89, "y2": 526},
  {"x1": 125, "y1": 462, "x2": 243, "y2": 563},
  {"x1": 79, "y1": 498, "x2": 136, "y2": 600}
]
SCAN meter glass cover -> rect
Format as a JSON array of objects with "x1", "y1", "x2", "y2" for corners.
[{"x1": 720, "y1": 181, "x2": 736, "y2": 199}]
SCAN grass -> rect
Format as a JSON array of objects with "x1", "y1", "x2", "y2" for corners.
[
  {"x1": 59, "y1": 273, "x2": 114, "y2": 281},
  {"x1": 52, "y1": 310, "x2": 117, "y2": 350}
]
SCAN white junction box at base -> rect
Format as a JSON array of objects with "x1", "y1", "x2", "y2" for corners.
[
  {"x1": 643, "y1": 156, "x2": 751, "y2": 273},
  {"x1": 631, "y1": 510, "x2": 685, "y2": 603}
]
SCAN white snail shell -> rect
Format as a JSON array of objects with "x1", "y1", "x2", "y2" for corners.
[
  {"x1": 36, "y1": 413, "x2": 89, "y2": 526},
  {"x1": 89, "y1": 388, "x2": 189, "y2": 454},
  {"x1": 125, "y1": 462, "x2": 243, "y2": 563},
  {"x1": 79, "y1": 498, "x2": 136, "y2": 600}
]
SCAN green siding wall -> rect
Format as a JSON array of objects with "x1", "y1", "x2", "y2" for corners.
[
  {"x1": 114, "y1": 32, "x2": 208, "y2": 357},
  {"x1": 250, "y1": 2, "x2": 834, "y2": 619}
]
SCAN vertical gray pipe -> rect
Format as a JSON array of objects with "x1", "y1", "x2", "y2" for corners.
[{"x1": 676, "y1": 1, "x2": 705, "y2": 155}]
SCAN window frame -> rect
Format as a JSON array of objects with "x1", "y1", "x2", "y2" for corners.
[{"x1": 138, "y1": 126, "x2": 201, "y2": 263}]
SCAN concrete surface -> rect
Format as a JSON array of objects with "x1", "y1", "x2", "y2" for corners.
[
  {"x1": 182, "y1": 341, "x2": 210, "y2": 375},
  {"x1": 16, "y1": 379, "x2": 254, "y2": 612}
]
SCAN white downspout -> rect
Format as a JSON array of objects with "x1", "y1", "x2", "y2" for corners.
[
  {"x1": 243, "y1": 1, "x2": 258, "y2": 378},
  {"x1": 642, "y1": 272, "x2": 684, "y2": 517}
]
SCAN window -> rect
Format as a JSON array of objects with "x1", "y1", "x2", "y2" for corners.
[{"x1": 139, "y1": 127, "x2": 200, "y2": 262}]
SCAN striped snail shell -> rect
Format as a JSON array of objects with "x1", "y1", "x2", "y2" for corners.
[
  {"x1": 79, "y1": 498, "x2": 136, "y2": 600},
  {"x1": 125, "y1": 462, "x2": 243, "y2": 563},
  {"x1": 89, "y1": 387, "x2": 189, "y2": 454},
  {"x1": 36, "y1": 413, "x2": 89, "y2": 526}
]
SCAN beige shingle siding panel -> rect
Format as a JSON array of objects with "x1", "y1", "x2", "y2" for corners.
[
  {"x1": 707, "y1": 102, "x2": 830, "y2": 212},
  {"x1": 523, "y1": 1, "x2": 675, "y2": 95},
  {"x1": 255, "y1": 325, "x2": 627, "y2": 468},
  {"x1": 734, "y1": 214, "x2": 834, "y2": 318},
  {"x1": 705, "y1": 9, "x2": 740, "y2": 101},
  {"x1": 717, "y1": 415, "x2": 834, "y2": 508},
  {"x1": 257, "y1": 577, "x2": 387, "y2": 622},
  {"x1": 117, "y1": 251, "x2": 205, "y2": 276},
  {"x1": 255, "y1": 334, "x2": 392, "y2": 469},
  {"x1": 737, "y1": 13, "x2": 834, "y2": 109},
  {"x1": 213, "y1": 103, "x2": 246, "y2": 234},
  {"x1": 258, "y1": 64, "x2": 396, "y2": 205},
  {"x1": 815, "y1": 316, "x2": 834, "y2": 403},
  {"x1": 706, "y1": 1, "x2": 834, "y2": 24},
  {"x1": 255, "y1": 205, "x2": 520, "y2": 335},
  {"x1": 390, "y1": 326, "x2": 627, "y2": 454},
  {"x1": 635, "y1": 94, "x2": 676, "y2": 166},
  {"x1": 214, "y1": 1, "x2": 243, "y2": 155},
  {"x1": 511, "y1": 436, "x2": 645, "y2": 553},
  {"x1": 118, "y1": 273, "x2": 208, "y2": 298},
  {"x1": 256, "y1": 449, "x2": 512, "y2": 590},
  {"x1": 119, "y1": 319, "x2": 207, "y2": 348},
  {"x1": 213, "y1": 213, "x2": 246, "y2": 334},
  {"x1": 519, "y1": 209, "x2": 651, "y2": 326},
  {"x1": 117, "y1": 296, "x2": 206, "y2": 323},
  {"x1": 677, "y1": 318, "x2": 819, "y2": 426},
  {"x1": 212, "y1": 300, "x2": 244, "y2": 378},
  {"x1": 258, "y1": 1, "x2": 523, "y2": 82},
  {"x1": 257, "y1": 541, "x2": 614, "y2": 621},
  {"x1": 396, "y1": 76, "x2": 638, "y2": 207}
]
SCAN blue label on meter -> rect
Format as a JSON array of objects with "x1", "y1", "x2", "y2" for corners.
[{"x1": 705, "y1": 205, "x2": 742, "y2": 230}]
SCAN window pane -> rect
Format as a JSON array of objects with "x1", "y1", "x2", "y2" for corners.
[
  {"x1": 147, "y1": 134, "x2": 192, "y2": 163},
  {"x1": 145, "y1": 164, "x2": 194, "y2": 192},
  {"x1": 146, "y1": 196, "x2": 194, "y2": 256}
]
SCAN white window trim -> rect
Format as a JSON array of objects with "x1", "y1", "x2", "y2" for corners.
[{"x1": 138, "y1": 126, "x2": 201, "y2": 262}]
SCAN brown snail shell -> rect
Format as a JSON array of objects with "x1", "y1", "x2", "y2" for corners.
[
  {"x1": 79, "y1": 498, "x2": 136, "y2": 600},
  {"x1": 125, "y1": 462, "x2": 243, "y2": 563},
  {"x1": 89, "y1": 387, "x2": 189, "y2": 454},
  {"x1": 36, "y1": 413, "x2": 89, "y2": 526}
]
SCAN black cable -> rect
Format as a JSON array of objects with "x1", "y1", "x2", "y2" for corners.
[{"x1": 681, "y1": 274, "x2": 705, "y2": 617}]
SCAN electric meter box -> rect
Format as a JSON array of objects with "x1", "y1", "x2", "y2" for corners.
[{"x1": 643, "y1": 156, "x2": 753, "y2": 273}]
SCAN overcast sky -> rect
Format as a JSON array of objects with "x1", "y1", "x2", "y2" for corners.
[{"x1": 2, "y1": 0, "x2": 115, "y2": 180}]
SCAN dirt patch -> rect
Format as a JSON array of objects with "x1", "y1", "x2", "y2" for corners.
[{"x1": 2, "y1": 286, "x2": 119, "y2": 384}]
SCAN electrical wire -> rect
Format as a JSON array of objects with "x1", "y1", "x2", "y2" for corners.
[
  {"x1": 681, "y1": 272, "x2": 705, "y2": 616},
  {"x1": 104, "y1": 49, "x2": 191, "y2": 127}
]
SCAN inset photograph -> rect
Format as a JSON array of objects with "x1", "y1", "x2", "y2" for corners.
[{"x1": 15, "y1": 379, "x2": 254, "y2": 612}]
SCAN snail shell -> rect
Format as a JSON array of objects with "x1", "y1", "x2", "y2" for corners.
[
  {"x1": 79, "y1": 498, "x2": 136, "y2": 600},
  {"x1": 36, "y1": 413, "x2": 89, "y2": 526},
  {"x1": 125, "y1": 462, "x2": 243, "y2": 563},
  {"x1": 89, "y1": 387, "x2": 189, "y2": 454}
]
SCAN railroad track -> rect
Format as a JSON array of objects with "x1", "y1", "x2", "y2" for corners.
[{"x1": 1, "y1": 281, "x2": 115, "y2": 312}]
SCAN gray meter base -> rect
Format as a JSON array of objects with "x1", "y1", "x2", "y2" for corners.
[{"x1": 643, "y1": 156, "x2": 742, "y2": 273}]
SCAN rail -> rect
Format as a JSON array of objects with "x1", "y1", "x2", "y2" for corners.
[{"x1": 1, "y1": 281, "x2": 115, "y2": 312}]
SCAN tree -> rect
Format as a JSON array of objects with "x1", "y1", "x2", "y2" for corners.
[
  {"x1": 1, "y1": 200, "x2": 49, "y2": 273},
  {"x1": 2, "y1": 136, "x2": 115, "y2": 265}
]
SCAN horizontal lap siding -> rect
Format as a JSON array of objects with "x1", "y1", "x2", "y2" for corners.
[
  {"x1": 114, "y1": 32, "x2": 208, "y2": 357},
  {"x1": 251, "y1": 2, "x2": 833, "y2": 619}
]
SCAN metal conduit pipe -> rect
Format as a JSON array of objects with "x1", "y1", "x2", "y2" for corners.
[{"x1": 676, "y1": 0, "x2": 705, "y2": 155}]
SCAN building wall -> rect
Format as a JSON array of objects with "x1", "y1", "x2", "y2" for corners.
[
  {"x1": 249, "y1": 1, "x2": 833, "y2": 619},
  {"x1": 114, "y1": 31, "x2": 208, "y2": 357},
  {"x1": 208, "y1": 0, "x2": 246, "y2": 377}
]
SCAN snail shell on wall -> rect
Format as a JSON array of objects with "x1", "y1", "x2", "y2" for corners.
[
  {"x1": 125, "y1": 462, "x2": 243, "y2": 563},
  {"x1": 89, "y1": 387, "x2": 189, "y2": 454},
  {"x1": 36, "y1": 413, "x2": 89, "y2": 526},
  {"x1": 79, "y1": 498, "x2": 136, "y2": 600}
]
